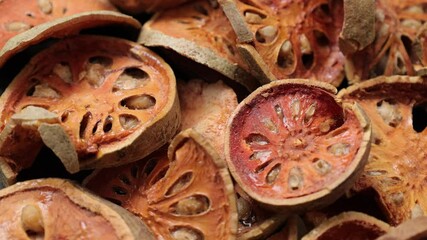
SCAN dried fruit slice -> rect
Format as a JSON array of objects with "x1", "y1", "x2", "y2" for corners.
[
  {"x1": 338, "y1": 75, "x2": 427, "y2": 225},
  {"x1": 84, "y1": 129, "x2": 237, "y2": 239},
  {"x1": 345, "y1": 1, "x2": 427, "y2": 83},
  {"x1": 377, "y1": 216, "x2": 427, "y2": 240},
  {"x1": 235, "y1": 184, "x2": 287, "y2": 239},
  {"x1": 219, "y1": 0, "x2": 346, "y2": 86},
  {"x1": 0, "y1": 35, "x2": 180, "y2": 173},
  {"x1": 139, "y1": 0, "x2": 259, "y2": 92},
  {"x1": 109, "y1": 0, "x2": 192, "y2": 14},
  {"x1": 301, "y1": 212, "x2": 390, "y2": 240},
  {"x1": 0, "y1": 178, "x2": 155, "y2": 239},
  {"x1": 226, "y1": 79, "x2": 371, "y2": 211},
  {"x1": 178, "y1": 79, "x2": 238, "y2": 158},
  {"x1": 0, "y1": 0, "x2": 115, "y2": 50}
]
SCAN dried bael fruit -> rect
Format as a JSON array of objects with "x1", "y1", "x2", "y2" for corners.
[
  {"x1": 338, "y1": 75, "x2": 427, "y2": 225},
  {"x1": 0, "y1": 0, "x2": 115, "y2": 50},
  {"x1": 139, "y1": 0, "x2": 259, "y2": 92},
  {"x1": 302, "y1": 212, "x2": 390, "y2": 240},
  {"x1": 109, "y1": 0, "x2": 192, "y2": 14},
  {"x1": 235, "y1": 184, "x2": 287, "y2": 240},
  {"x1": 178, "y1": 79, "x2": 238, "y2": 158},
  {"x1": 0, "y1": 178, "x2": 155, "y2": 239},
  {"x1": 219, "y1": 0, "x2": 346, "y2": 86},
  {"x1": 345, "y1": 1, "x2": 427, "y2": 83},
  {"x1": 377, "y1": 216, "x2": 427, "y2": 240},
  {"x1": 0, "y1": 35, "x2": 180, "y2": 176},
  {"x1": 226, "y1": 79, "x2": 371, "y2": 212},
  {"x1": 84, "y1": 129, "x2": 238, "y2": 240}
]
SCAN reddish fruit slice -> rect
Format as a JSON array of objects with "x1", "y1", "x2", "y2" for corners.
[
  {"x1": 109, "y1": 0, "x2": 192, "y2": 13},
  {"x1": 301, "y1": 212, "x2": 390, "y2": 240},
  {"x1": 226, "y1": 79, "x2": 371, "y2": 211},
  {"x1": 0, "y1": 178, "x2": 155, "y2": 239},
  {"x1": 345, "y1": 1, "x2": 427, "y2": 83},
  {"x1": 178, "y1": 79, "x2": 238, "y2": 158},
  {"x1": 338, "y1": 75, "x2": 427, "y2": 225},
  {"x1": 0, "y1": 35, "x2": 180, "y2": 174},
  {"x1": 139, "y1": 0, "x2": 259, "y2": 92},
  {"x1": 0, "y1": 0, "x2": 115, "y2": 50},
  {"x1": 84, "y1": 129, "x2": 238, "y2": 239},
  {"x1": 377, "y1": 217, "x2": 427, "y2": 240},
  {"x1": 219, "y1": 0, "x2": 346, "y2": 86}
]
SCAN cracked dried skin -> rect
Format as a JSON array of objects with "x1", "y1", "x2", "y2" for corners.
[
  {"x1": 223, "y1": 0, "x2": 345, "y2": 86},
  {"x1": 0, "y1": 35, "x2": 178, "y2": 167},
  {"x1": 345, "y1": 0, "x2": 427, "y2": 83},
  {"x1": 178, "y1": 79, "x2": 237, "y2": 158},
  {"x1": 338, "y1": 75, "x2": 427, "y2": 225},
  {"x1": 84, "y1": 130, "x2": 237, "y2": 240},
  {"x1": 226, "y1": 80, "x2": 369, "y2": 210},
  {"x1": 0, "y1": 0, "x2": 115, "y2": 49}
]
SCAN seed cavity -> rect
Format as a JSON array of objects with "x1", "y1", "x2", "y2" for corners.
[
  {"x1": 367, "y1": 170, "x2": 387, "y2": 176},
  {"x1": 112, "y1": 186, "x2": 128, "y2": 195},
  {"x1": 277, "y1": 40, "x2": 295, "y2": 69},
  {"x1": 244, "y1": 10, "x2": 265, "y2": 24},
  {"x1": 304, "y1": 102, "x2": 317, "y2": 124},
  {"x1": 166, "y1": 172, "x2": 193, "y2": 196},
  {"x1": 328, "y1": 143, "x2": 350, "y2": 156},
  {"x1": 291, "y1": 99, "x2": 300, "y2": 119},
  {"x1": 113, "y1": 68, "x2": 149, "y2": 91},
  {"x1": 266, "y1": 164, "x2": 281, "y2": 184},
  {"x1": 79, "y1": 112, "x2": 92, "y2": 138},
  {"x1": 119, "y1": 174, "x2": 131, "y2": 185},
  {"x1": 256, "y1": 25, "x2": 278, "y2": 43},
  {"x1": 261, "y1": 118, "x2": 278, "y2": 133},
  {"x1": 411, "y1": 203, "x2": 424, "y2": 219},
  {"x1": 103, "y1": 115, "x2": 113, "y2": 133},
  {"x1": 237, "y1": 197, "x2": 252, "y2": 221},
  {"x1": 149, "y1": 166, "x2": 169, "y2": 187},
  {"x1": 274, "y1": 104, "x2": 286, "y2": 123},
  {"x1": 389, "y1": 192, "x2": 404, "y2": 206},
  {"x1": 377, "y1": 100, "x2": 403, "y2": 127},
  {"x1": 250, "y1": 150, "x2": 272, "y2": 161},
  {"x1": 313, "y1": 4, "x2": 330, "y2": 21},
  {"x1": 313, "y1": 158, "x2": 331, "y2": 175},
  {"x1": 21, "y1": 204, "x2": 44, "y2": 237},
  {"x1": 288, "y1": 167, "x2": 303, "y2": 191},
  {"x1": 38, "y1": 0, "x2": 52, "y2": 14},
  {"x1": 53, "y1": 62, "x2": 73, "y2": 83},
  {"x1": 245, "y1": 133, "x2": 269, "y2": 146},
  {"x1": 31, "y1": 84, "x2": 61, "y2": 98},
  {"x1": 5, "y1": 22, "x2": 31, "y2": 32},
  {"x1": 121, "y1": 95, "x2": 156, "y2": 110},
  {"x1": 412, "y1": 102, "x2": 427, "y2": 132},
  {"x1": 170, "y1": 195, "x2": 210, "y2": 216},
  {"x1": 119, "y1": 114, "x2": 140, "y2": 130},
  {"x1": 380, "y1": 176, "x2": 402, "y2": 187},
  {"x1": 170, "y1": 227, "x2": 204, "y2": 240},
  {"x1": 80, "y1": 56, "x2": 112, "y2": 88},
  {"x1": 314, "y1": 30, "x2": 330, "y2": 47}
]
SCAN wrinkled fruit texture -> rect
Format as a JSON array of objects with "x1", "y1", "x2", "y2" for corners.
[
  {"x1": 346, "y1": 0, "x2": 427, "y2": 83},
  {"x1": 227, "y1": 80, "x2": 369, "y2": 210},
  {"x1": 229, "y1": 0, "x2": 345, "y2": 86},
  {"x1": 339, "y1": 75, "x2": 427, "y2": 225},
  {"x1": 0, "y1": 35, "x2": 178, "y2": 169},
  {"x1": 84, "y1": 130, "x2": 237, "y2": 240},
  {"x1": 0, "y1": 0, "x2": 115, "y2": 49}
]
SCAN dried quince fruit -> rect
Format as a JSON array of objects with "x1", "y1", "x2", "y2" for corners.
[
  {"x1": 139, "y1": 0, "x2": 259, "y2": 92},
  {"x1": 338, "y1": 75, "x2": 427, "y2": 225},
  {"x1": 0, "y1": 178, "x2": 155, "y2": 239},
  {"x1": 84, "y1": 129, "x2": 237, "y2": 240},
  {"x1": 0, "y1": 0, "x2": 115, "y2": 50},
  {"x1": 225, "y1": 79, "x2": 371, "y2": 212},
  {"x1": 377, "y1": 216, "x2": 427, "y2": 240},
  {"x1": 0, "y1": 35, "x2": 180, "y2": 175},
  {"x1": 109, "y1": 0, "x2": 193, "y2": 14},
  {"x1": 302, "y1": 212, "x2": 390, "y2": 240},
  {"x1": 219, "y1": 0, "x2": 346, "y2": 86}
]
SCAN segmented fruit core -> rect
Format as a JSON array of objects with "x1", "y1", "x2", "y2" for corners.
[
  {"x1": 0, "y1": 35, "x2": 171, "y2": 159},
  {"x1": 229, "y1": 84, "x2": 363, "y2": 200}
]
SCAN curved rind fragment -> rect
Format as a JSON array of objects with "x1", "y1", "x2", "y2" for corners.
[{"x1": 377, "y1": 216, "x2": 427, "y2": 240}]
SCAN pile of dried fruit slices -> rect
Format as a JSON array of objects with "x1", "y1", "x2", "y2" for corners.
[{"x1": 0, "y1": 0, "x2": 426, "y2": 239}]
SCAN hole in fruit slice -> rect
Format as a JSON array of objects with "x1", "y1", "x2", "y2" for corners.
[
  {"x1": 412, "y1": 102, "x2": 427, "y2": 132},
  {"x1": 170, "y1": 226, "x2": 204, "y2": 240},
  {"x1": 169, "y1": 195, "x2": 210, "y2": 216},
  {"x1": 120, "y1": 95, "x2": 156, "y2": 110},
  {"x1": 113, "y1": 68, "x2": 149, "y2": 92},
  {"x1": 166, "y1": 172, "x2": 193, "y2": 197}
]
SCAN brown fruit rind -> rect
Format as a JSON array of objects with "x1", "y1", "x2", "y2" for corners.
[
  {"x1": 226, "y1": 79, "x2": 371, "y2": 212},
  {"x1": 268, "y1": 215, "x2": 307, "y2": 240},
  {"x1": 0, "y1": 10, "x2": 141, "y2": 68},
  {"x1": 302, "y1": 211, "x2": 390, "y2": 240},
  {"x1": 0, "y1": 35, "x2": 180, "y2": 172},
  {"x1": 0, "y1": 178, "x2": 155, "y2": 239},
  {"x1": 377, "y1": 216, "x2": 427, "y2": 240}
]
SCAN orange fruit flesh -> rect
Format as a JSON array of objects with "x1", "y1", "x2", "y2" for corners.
[
  {"x1": 0, "y1": 35, "x2": 171, "y2": 159},
  {"x1": 0, "y1": 0, "x2": 115, "y2": 49},
  {"x1": 229, "y1": 85, "x2": 363, "y2": 200},
  {"x1": 85, "y1": 138, "x2": 235, "y2": 239},
  {"x1": 0, "y1": 187, "x2": 117, "y2": 239}
]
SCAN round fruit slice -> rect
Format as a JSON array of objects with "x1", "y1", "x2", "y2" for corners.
[
  {"x1": 0, "y1": 0, "x2": 115, "y2": 50},
  {"x1": 338, "y1": 75, "x2": 427, "y2": 225},
  {"x1": 0, "y1": 178, "x2": 155, "y2": 239},
  {"x1": 109, "y1": 0, "x2": 192, "y2": 14},
  {"x1": 301, "y1": 212, "x2": 390, "y2": 240},
  {"x1": 0, "y1": 35, "x2": 180, "y2": 172},
  {"x1": 139, "y1": 0, "x2": 259, "y2": 92},
  {"x1": 377, "y1": 216, "x2": 427, "y2": 240},
  {"x1": 219, "y1": 0, "x2": 346, "y2": 86},
  {"x1": 225, "y1": 79, "x2": 371, "y2": 211},
  {"x1": 235, "y1": 184, "x2": 287, "y2": 239},
  {"x1": 84, "y1": 129, "x2": 238, "y2": 240},
  {"x1": 345, "y1": 0, "x2": 427, "y2": 83}
]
